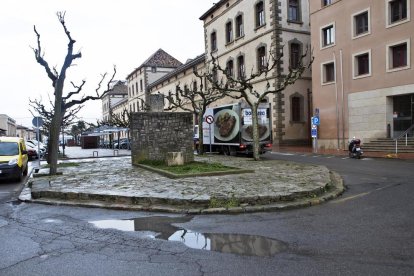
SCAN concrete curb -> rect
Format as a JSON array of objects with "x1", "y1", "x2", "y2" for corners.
[{"x1": 19, "y1": 171, "x2": 345, "y2": 214}]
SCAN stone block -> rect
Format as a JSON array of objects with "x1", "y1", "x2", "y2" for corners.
[{"x1": 167, "y1": 152, "x2": 184, "y2": 166}]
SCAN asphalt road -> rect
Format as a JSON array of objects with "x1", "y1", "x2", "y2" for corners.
[
  {"x1": 0, "y1": 161, "x2": 35, "y2": 204},
  {"x1": 0, "y1": 154, "x2": 413, "y2": 276}
]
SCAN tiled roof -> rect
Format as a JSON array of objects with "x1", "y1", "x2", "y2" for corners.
[
  {"x1": 127, "y1": 49, "x2": 182, "y2": 79},
  {"x1": 142, "y1": 49, "x2": 182, "y2": 68},
  {"x1": 148, "y1": 54, "x2": 205, "y2": 89}
]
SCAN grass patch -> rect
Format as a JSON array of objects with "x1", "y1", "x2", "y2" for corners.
[
  {"x1": 138, "y1": 160, "x2": 237, "y2": 175},
  {"x1": 209, "y1": 196, "x2": 240, "y2": 208},
  {"x1": 42, "y1": 162, "x2": 80, "y2": 168}
]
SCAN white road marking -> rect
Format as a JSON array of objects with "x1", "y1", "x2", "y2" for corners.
[{"x1": 270, "y1": 152, "x2": 295, "y2": 156}]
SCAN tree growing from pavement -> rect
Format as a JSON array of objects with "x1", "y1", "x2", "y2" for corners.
[
  {"x1": 32, "y1": 12, "x2": 115, "y2": 174},
  {"x1": 29, "y1": 96, "x2": 82, "y2": 160},
  {"x1": 206, "y1": 47, "x2": 313, "y2": 160},
  {"x1": 163, "y1": 71, "x2": 225, "y2": 155}
]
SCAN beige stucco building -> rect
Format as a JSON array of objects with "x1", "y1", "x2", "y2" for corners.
[
  {"x1": 101, "y1": 80, "x2": 128, "y2": 123},
  {"x1": 199, "y1": 0, "x2": 313, "y2": 146},
  {"x1": 16, "y1": 125, "x2": 36, "y2": 140},
  {"x1": 311, "y1": 0, "x2": 414, "y2": 149},
  {"x1": 0, "y1": 114, "x2": 17, "y2": 137},
  {"x1": 126, "y1": 49, "x2": 182, "y2": 113},
  {"x1": 148, "y1": 54, "x2": 206, "y2": 113}
]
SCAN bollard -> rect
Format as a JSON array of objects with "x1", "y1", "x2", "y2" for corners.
[
  {"x1": 93, "y1": 151, "x2": 99, "y2": 157},
  {"x1": 113, "y1": 149, "x2": 119, "y2": 156}
]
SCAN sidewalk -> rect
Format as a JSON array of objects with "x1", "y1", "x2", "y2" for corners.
[
  {"x1": 20, "y1": 150, "x2": 344, "y2": 214},
  {"x1": 273, "y1": 145, "x2": 414, "y2": 160}
]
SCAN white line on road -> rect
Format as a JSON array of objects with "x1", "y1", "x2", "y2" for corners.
[
  {"x1": 270, "y1": 152, "x2": 295, "y2": 156},
  {"x1": 332, "y1": 184, "x2": 398, "y2": 204}
]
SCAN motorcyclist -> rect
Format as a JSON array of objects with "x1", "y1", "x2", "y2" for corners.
[{"x1": 349, "y1": 137, "x2": 361, "y2": 154}]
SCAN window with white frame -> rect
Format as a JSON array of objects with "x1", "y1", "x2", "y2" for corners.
[
  {"x1": 226, "y1": 59, "x2": 234, "y2": 77},
  {"x1": 235, "y1": 14, "x2": 244, "y2": 38},
  {"x1": 322, "y1": 0, "x2": 333, "y2": 7},
  {"x1": 193, "y1": 81, "x2": 197, "y2": 92},
  {"x1": 321, "y1": 61, "x2": 335, "y2": 84},
  {"x1": 321, "y1": 23, "x2": 335, "y2": 48},
  {"x1": 211, "y1": 31, "x2": 217, "y2": 52},
  {"x1": 255, "y1": 1, "x2": 265, "y2": 28},
  {"x1": 387, "y1": 39, "x2": 410, "y2": 71},
  {"x1": 290, "y1": 42, "x2": 301, "y2": 69},
  {"x1": 352, "y1": 50, "x2": 371, "y2": 78},
  {"x1": 237, "y1": 55, "x2": 245, "y2": 79},
  {"x1": 386, "y1": 0, "x2": 409, "y2": 27},
  {"x1": 352, "y1": 8, "x2": 370, "y2": 38},
  {"x1": 288, "y1": 0, "x2": 301, "y2": 22},
  {"x1": 225, "y1": 21, "x2": 233, "y2": 44},
  {"x1": 257, "y1": 46, "x2": 267, "y2": 72}
]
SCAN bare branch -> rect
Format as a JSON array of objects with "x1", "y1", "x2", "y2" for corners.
[
  {"x1": 32, "y1": 25, "x2": 58, "y2": 87},
  {"x1": 63, "y1": 80, "x2": 86, "y2": 100},
  {"x1": 64, "y1": 66, "x2": 116, "y2": 109}
]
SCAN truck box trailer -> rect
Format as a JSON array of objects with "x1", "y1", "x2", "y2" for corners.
[{"x1": 201, "y1": 102, "x2": 272, "y2": 155}]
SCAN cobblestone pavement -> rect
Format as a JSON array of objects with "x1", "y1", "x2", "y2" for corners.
[{"x1": 22, "y1": 149, "x2": 344, "y2": 213}]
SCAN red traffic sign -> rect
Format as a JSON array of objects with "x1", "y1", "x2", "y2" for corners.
[{"x1": 205, "y1": 115, "x2": 214, "y2": 124}]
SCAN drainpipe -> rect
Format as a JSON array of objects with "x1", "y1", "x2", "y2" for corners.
[
  {"x1": 340, "y1": 50, "x2": 345, "y2": 149},
  {"x1": 333, "y1": 52, "x2": 340, "y2": 149}
]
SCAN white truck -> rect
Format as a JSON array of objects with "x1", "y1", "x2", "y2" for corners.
[{"x1": 201, "y1": 102, "x2": 272, "y2": 155}]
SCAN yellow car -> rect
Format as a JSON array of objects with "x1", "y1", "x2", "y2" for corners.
[{"x1": 0, "y1": 137, "x2": 29, "y2": 181}]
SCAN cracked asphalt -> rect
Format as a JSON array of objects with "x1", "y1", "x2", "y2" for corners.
[{"x1": 0, "y1": 150, "x2": 413, "y2": 275}]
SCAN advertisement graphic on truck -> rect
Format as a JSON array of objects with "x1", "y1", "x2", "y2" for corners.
[{"x1": 202, "y1": 102, "x2": 272, "y2": 154}]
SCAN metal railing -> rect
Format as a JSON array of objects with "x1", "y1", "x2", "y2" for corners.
[{"x1": 395, "y1": 123, "x2": 414, "y2": 154}]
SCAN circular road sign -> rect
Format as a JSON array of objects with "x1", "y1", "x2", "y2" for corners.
[
  {"x1": 205, "y1": 115, "x2": 214, "y2": 124},
  {"x1": 32, "y1": 117, "x2": 44, "y2": 127}
]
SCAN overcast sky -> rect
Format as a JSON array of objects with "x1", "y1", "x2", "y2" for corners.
[{"x1": 0, "y1": 0, "x2": 213, "y2": 128}]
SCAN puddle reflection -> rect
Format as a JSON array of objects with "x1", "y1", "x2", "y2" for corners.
[{"x1": 90, "y1": 216, "x2": 287, "y2": 257}]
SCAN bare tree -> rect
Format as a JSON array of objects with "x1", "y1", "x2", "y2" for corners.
[
  {"x1": 163, "y1": 71, "x2": 225, "y2": 154},
  {"x1": 29, "y1": 96, "x2": 82, "y2": 161},
  {"x1": 32, "y1": 12, "x2": 116, "y2": 174},
  {"x1": 108, "y1": 108, "x2": 131, "y2": 129},
  {"x1": 205, "y1": 46, "x2": 313, "y2": 160}
]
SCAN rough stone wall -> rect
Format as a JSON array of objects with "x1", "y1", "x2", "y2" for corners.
[{"x1": 131, "y1": 112, "x2": 194, "y2": 165}]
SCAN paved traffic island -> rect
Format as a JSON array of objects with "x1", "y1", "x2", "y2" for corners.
[{"x1": 20, "y1": 155, "x2": 345, "y2": 214}]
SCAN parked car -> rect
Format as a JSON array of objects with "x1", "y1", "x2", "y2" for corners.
[
  {"x1": 26, "y1": 140, "x2": 46, "y2": 158},
  {"x1": 0, "y1": 137, "x2": 29, "y2": 181},
  {"x1": 113, "y1": 138, "x2": 131, "y2": 150},
  {"x1": 26, "y1": 144, "x2": 38, "y2": 160}
]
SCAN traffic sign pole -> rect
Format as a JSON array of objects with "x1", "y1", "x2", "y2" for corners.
[{"x1": 205, "y1": 115, "x2": 215, "y2": 153}]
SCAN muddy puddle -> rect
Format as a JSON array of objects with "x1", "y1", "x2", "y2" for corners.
[{"x1": 90, "y1": 216, "x2": 287, "y2": 257}]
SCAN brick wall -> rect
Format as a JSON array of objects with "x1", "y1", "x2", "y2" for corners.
[{"x1": 131, "y1": 112, "x2": 194, "y2": 164}]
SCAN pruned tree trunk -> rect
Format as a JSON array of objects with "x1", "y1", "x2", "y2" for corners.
[
  {"x1": 251, "y1": 103, "x2": 260, "y2": 161},
  {"x1": 32, "y1": 12, "x2": 116, "y2": 175},
  {"x1": 197, "y1": 112, "x2": 204, "y2": 154}
]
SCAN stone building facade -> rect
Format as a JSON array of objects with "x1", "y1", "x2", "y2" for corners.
[
  {"x1": 310, "y1": 0, "x2": 414, "y2": 149},
  {"x1": 199, "y1": 0, "x2": 313, "y2": 146}
]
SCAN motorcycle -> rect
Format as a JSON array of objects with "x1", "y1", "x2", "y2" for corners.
[{"x1": 348, "y1": 138, "x2": 363, "y2": 159}]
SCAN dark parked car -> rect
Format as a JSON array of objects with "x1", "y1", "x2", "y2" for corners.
[
  {"x1": 113, "y1": 138, "x2": 131, "y2": 150},
  {"x1": 26, "y1": 144, "x2": 38, "y2": 160}
]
